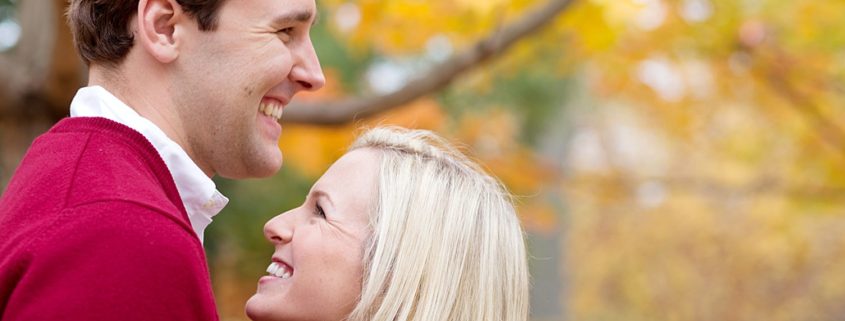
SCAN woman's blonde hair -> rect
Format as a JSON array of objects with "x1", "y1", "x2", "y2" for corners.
[{"x1": 345, "y1": 126, "x2": 529, "y2": 321}]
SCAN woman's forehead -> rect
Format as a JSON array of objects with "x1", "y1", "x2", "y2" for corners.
[{"x1": 312, "y1": 149, "x2": 381, "y2": 210}]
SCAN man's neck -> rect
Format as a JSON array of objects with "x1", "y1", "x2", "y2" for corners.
[{"x1": 87, "y1": 61, "x2": 206, "y2": 177}]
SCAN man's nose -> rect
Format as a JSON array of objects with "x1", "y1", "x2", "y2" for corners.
[{"x1": 290, "y1": 38, "x2": 326, "y2": 92}]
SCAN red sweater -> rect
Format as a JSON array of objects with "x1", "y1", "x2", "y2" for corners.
[{"x1": 0, "y1": 117, "x2": 219, "y2": 320}]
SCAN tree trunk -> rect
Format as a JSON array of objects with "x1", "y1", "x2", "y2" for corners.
[{"x1": 0, "y1": 0, "x2": 85, "y2": 191}]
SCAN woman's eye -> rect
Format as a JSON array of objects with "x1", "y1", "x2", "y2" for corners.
[{"x1": 314, "y1": 203, "x2": 326, "y2": 219}]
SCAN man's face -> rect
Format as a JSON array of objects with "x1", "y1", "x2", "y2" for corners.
[{"x1": 171, "y1": 0, "x2": 325, "y2": 178}]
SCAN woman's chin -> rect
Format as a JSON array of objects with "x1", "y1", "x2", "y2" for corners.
[{"x1": 244, "y1": 294, "x2": 274, "y2": 321}]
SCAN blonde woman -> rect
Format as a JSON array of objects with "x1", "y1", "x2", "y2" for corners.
[{"x1": 245, "y1": 126, "x2": 530, "y2": 321}]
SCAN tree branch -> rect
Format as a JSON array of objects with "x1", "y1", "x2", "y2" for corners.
[
  {"x1": 282, "y1": 0, "x2": 576, "y2": 125},
  {"x1": 763, "y1": 70, "x2": 845, "y2": 160},
  {"x1": 566, "y1": 175, "x2": 845, "y2": 202},
  {"x1": 744, "y1": 43, "x2": 845, "y2": 161}
]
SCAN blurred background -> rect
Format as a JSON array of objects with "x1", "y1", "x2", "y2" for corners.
[{"x1": 2, "y1": 0, "x2": 845, "y2": 320}]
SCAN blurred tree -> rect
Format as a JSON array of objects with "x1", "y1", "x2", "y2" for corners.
[{"x1": 555, "y1": 1, "x2": 845, "y2": 320}]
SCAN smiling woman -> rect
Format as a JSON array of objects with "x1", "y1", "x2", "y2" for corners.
[{"x1": 246, "y1": 126, "x2": 530, "y2": 321}]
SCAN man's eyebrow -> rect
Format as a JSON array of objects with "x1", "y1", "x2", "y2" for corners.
[{"x1": 272, "y1": 9, "x2": 318, "y2": 26}]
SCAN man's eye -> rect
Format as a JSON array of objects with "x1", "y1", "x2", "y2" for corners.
[
  {"x1": 276, "y1": 27, "x2": 294, "y2": 41},
  {"x1": 277, "y1": 27, "x2": 294, "y2": 34}
]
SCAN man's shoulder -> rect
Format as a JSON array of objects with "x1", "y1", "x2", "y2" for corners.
[
  {"x1": 1, "y1": 117, "x2": 184, "y2": 223},
  {"x1": 47, "y1": 117, "x2": 166, "y2": 172},
  {"x1": 67, "y1": 128, "x2": 179, "y2": 208},
  {"x1": 12, "y1": 117, "x2": 166, "y2": 180}
]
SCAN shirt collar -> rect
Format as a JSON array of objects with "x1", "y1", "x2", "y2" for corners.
[{"x1": 69, "y1": 86, "x2": 228, "y2": 243}]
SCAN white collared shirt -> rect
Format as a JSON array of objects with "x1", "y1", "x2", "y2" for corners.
[{"x1": 70, "y1": 86, "x2": 228, "y2": 243}]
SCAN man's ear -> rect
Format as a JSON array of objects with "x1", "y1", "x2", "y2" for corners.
[{"x1": 136, "y1": 0, "x2": 185, "y2": 63}]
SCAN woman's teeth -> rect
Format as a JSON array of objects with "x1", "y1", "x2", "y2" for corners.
[
  {"x1": 266, "y1": 262, "x2": 292, "y2": 279},
  {"x1": 260, "y1": 101, "x2": 284, "y2": 121}
]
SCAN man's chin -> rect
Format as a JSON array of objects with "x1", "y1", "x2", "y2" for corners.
[{"x1": 218, "y1": 153, "x2": 282, "y2": 179}]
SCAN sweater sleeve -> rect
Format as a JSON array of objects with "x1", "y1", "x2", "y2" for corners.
[{"x1": 3, "y1": 201, "x2": 219, "y2": 321}]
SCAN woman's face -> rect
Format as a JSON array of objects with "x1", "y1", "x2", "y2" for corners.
[{"x1": 246, "y1": 149, "x2": 380, "y2": 321}]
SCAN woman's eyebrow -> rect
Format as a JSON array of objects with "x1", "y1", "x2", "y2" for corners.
[{"x1": 312, "y1": 189, "x2": 335, "y2": 209}]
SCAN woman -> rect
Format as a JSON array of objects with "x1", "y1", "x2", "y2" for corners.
[{"x1": 245, "y1": 126, "x2": 530, "y2": 321}]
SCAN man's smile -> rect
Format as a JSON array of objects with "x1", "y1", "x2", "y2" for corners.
[{"x1": 259, "y1": 98, "x2": 286, "y2": 121}]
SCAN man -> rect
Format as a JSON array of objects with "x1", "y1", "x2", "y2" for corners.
[{"x1": 0, "y1": 0, "x2": 324, "y2": 319}]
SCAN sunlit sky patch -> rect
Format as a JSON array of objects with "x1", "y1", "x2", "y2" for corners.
[{"x1": 0, "y1": 18, "x2": 20, "y2": 52}]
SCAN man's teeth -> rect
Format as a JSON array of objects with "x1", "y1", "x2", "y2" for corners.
[
  {"x1": 266, "y1": 262, "x2": 292, "y2": 279},
  {"x1": 259, "y1": 101, "x2": 284, "y2": 121}
]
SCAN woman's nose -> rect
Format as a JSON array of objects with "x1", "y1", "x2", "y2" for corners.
[{"x1": 263, "y1": 210, "x2": 296, "y2": 244}]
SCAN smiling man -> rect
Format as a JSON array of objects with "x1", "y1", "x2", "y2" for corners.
[{"x1": 0, "y1": 0, "x2": 324, "y2": 320}]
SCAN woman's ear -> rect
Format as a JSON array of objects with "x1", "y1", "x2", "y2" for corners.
[{"x1": 136, "y1": 0, "x2": 185, "y2": 63}]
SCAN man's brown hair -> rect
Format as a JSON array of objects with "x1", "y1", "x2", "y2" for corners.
[{"x1": 67, "y1": 0, "x2": 227, "y2": 65}]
